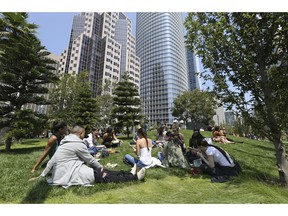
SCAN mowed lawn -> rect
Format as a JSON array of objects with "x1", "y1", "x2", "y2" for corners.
[{"x1": 1, "y1": 129, "x2": 288, "y2": 204}]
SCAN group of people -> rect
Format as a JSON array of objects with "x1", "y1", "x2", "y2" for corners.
[
  {"x1": 30, "y1": 121, "x2": 241, "y2": 187},
  {"x1": 30, "y1": 122, "x2": 145, "y2": 187}
]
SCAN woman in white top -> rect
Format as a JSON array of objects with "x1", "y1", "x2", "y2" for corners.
[{"x1": 124, "y1": 127, "x2": 153, "y2": 168}]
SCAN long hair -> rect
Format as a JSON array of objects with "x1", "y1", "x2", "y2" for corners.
[
  {"x1": 52, "y1": 121, "x2": 67, "y2": 134},
  {"x1": 138, "y1": 127, "x2": 149, "y2": 151}
]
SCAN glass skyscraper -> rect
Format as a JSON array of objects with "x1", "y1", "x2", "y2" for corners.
[{"x1": 136, "y1": 12, "x2": 189, "y2": 124}]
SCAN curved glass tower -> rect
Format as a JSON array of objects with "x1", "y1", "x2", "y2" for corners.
[{"x1": 136, "y1": 12, "x2": 189, "y2": 124}]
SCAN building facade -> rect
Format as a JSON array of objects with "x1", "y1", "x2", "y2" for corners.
[
  {"x1": 58, "y1": 12, "x2": 140, "y2": 96},
  {"x1": 186, "y1": 48, "x2": 201, "y2": 91},
  {"x1": 136, "y1": 12, "x2": 189, "y2": 124}
]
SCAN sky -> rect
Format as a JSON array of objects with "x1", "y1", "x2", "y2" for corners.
[{"x1": 27, "y1": 13, "x2": 137, "y2": 56}]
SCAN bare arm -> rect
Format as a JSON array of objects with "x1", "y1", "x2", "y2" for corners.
[
  {"x1": 31, "y1": 135, "x2": 57, "y2": 173},
  {"x1": 197, "y1": 152, "x2": 215, "y2": 168},
  {"x1": 136, "y1": 140, "x2": 141, "y2": 156}
]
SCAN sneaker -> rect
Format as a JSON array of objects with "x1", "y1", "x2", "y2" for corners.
[
  {"x1": 137, "y1": 168, "x2": 146, "y2": 181},
  {"x1": 130, "y1": 163, "x2": 137, "y2": 175}
]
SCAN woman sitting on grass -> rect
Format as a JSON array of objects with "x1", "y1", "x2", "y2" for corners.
[
  {"x1": 124, "y1": 127, "x2": 153, "y2": 168},
  {"x1": 195, "y1": 138, "x2": 241, "y2": 182},
  {"x1": 31, "y1": 120, "x2": 67, "y2": 173},
  {"x1": 212, "y1": 126, "x2": 235, "y2": 144},
  {"x1": 101, "y1": 127, "x2": 120, "y2": 148},
  {"x1": 158, "y1": 131, "x2": 189, "y2": 169}
]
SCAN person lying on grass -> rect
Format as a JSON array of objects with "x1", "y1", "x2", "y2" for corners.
[
  {"x1": 195, "y1": 138, "x2": 241, "y2": 182},
  {"x1": 29, "y1": 125, "x2": 145, "y2": 187},
  {"x1": 31, "y1": 120, "x2": 67, "y2": 173}
]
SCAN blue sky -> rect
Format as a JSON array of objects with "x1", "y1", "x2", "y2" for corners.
[{"x1": 27, "y1": 12, "x2": 137, "y2": 56}]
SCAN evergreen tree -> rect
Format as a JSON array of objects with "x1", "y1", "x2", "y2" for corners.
[
  {"x1": 71, "y1": 71, "x2": 99, "y2": 133},
  {"x1": 111, "y1": 73, "x2": 143, "y2": 138},
  {"x1": 0, "y1": 13, "x2": 58, "y2": 151}
]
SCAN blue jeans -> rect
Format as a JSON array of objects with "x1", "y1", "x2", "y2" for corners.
[
  {"x1": 158, "y1": 152, "x2": 165, "y2": 162},
  {"x1": 124, "y1": 154, "x2": 147, "y2": 168},
  {"x1": 88, "y1": 146, "x2": 98, "y2": 156}
]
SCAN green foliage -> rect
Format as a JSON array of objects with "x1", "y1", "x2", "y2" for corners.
[
  {"x1": 0, "y1": 12, "x2": 58, "y2": 150},
  {"x1": 185, "y1": 12, "x2": 288, "y2": 186},
  {"x1": 1, "y1": 132, "x2": 288, "y2": 204},
  {"x1": 95, "y1": 93, "x2": 114, "y2": 128},
  {"x1": 49, "y1": 72, "x2": 99, "y2": 133},
  {"x1": 111, "y1": 73, "x2": 143, "y2": 137},
  {"x1": 172, "y1": 89, "x2": 216, "y2": 128}
]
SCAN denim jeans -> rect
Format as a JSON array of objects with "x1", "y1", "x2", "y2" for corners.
[
  {"x1": 124, "y1": 154, "x2": 147, "y2": 168},
  {"x1": 158, "y1": 152, "x2": 165, "y2": 162},
  {"x1": 88, "y1": 146, "x2": 98, "y2": 156}
]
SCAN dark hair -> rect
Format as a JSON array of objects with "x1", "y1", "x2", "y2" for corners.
[
  {"x1": 52, "y1": 121, "x2": 67, "y2": 134},
  {"x1": 214, "y1": 126, "x2": 220, "y2": 131},
  {"x1": 138, "y1": 127, "x2": 149, "y2": 151},
  {"x1": 106, "y1": 127, "x2": 113, "y2": 134},
  {"x1": 157, "y1": 126, "x2": 164, "y2": 136},
  {"x1": 198, "y1": 138, "x2": 209, "y2": 147},
  {"x1": 189, "y1": 129, "x2": 204, "y2": 148}
]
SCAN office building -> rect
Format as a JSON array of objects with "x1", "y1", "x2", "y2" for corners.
[
  {"x1": 59, "y1": 12, "x2": 140, "y2": 96},
  {"x1": 136, "y1": 12, "x2": 189, "y2": 124},
  {"x1": 186, "y1": 48, "x2": 201, "y2": 90}
]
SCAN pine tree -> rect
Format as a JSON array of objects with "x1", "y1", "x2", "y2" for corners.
[
  {"x1": 0, "y1": 13, "x2": 58, "y2": 151},
  {"x1": 111, "y1": 73, "x2": 143, "y2": 138},
  {"x1": 71, "y1": 71, "x2": 100, "y2": 133}
]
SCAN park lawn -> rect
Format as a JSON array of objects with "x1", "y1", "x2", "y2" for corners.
[{"x1": 0, "y1": 129, "x2": 288, "y2": 204}]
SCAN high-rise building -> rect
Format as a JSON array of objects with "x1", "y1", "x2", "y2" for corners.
[
  {"x1": 136, "y1": 12, "x2": 189, "y2": 124},
  {"x1": 186, "y1": 48, "x2": 201, "y2": 90},
  {"x1": 59, "y1": 12, "x2": 140, "y2": 96}
]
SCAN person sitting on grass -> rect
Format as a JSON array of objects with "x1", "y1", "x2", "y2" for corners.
[
  {"x1": 195, "y1": 138, "x2": 241, "y2": 182},
  {"x1": 124, "y1": 127, "x2": 153, "y2": 169},
  {"x1": 158, "y1": 131, "x2": 189, "y2": 169},
  {"x1": 212, "y1": 126, "x2": 235, "y2": 144},
  {"x1": 31, "y1": 120, "x2": 67, "y2": 173},
  {"x1": 101, "y1": 127, "x2": 120, "y2": 148},
  {"x1": 29, "y1": 125, "x2": 145, "y2": 187},
  {"x1": 83, "y1": 127, "x2": 105, "y2": 157}
]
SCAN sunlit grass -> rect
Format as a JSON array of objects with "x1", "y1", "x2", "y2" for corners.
[{"x1": 0, "y1": 130, "x2": 288, "y2": 204}]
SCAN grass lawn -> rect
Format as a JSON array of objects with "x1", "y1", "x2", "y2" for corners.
[{"x1": 1, "y1": 129, "x2": 288, "y2": 204}]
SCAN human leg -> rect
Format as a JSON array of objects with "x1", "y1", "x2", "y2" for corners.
[
  {"x1": 94, "y1": 168, "x2": 138, "y2": 183},
  {"x1": 124, "y1": 154, "x2": 139, "y2": 166}
]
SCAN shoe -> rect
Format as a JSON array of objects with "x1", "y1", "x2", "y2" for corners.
[
  {"x1": 130, "y1": 163, "x2": 137, "y2": 175},
  {"x1": 137, "y1": 168, "x2": 146, "y2": 180}
]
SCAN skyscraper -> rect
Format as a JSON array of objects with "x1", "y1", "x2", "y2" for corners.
[
  {"x1": 136, "y1": 12, "x2": 189, "y2": 124},
  {"x1": 186, "y1": 48, "x2": 202, "y2": 90},
  {"x1": 58, "y1": 12, "x2": 140, "y2": 96}
]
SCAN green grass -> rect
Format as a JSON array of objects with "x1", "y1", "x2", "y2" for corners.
[{"x1": 1, "y1": 130, "x2": 288, "y2": 204}]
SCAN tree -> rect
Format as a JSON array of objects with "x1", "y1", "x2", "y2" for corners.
[
  {"x1": 48, "y1": 74, "x2": 77, "y2": 125},
  {"x1": 185, "y1": 12, "x2": 288, "y2": 186},
  {"x1": 172, "y1": 89, "x2": 216, "y2": 129},
  {"x1": 0, "y1": 13, "x2": 58, "y2": 151},
  {"x1": 111, "y1": 73, "x2": 143, "y2": 138},
  {"x1": 95, "y1": 93, "x2": 114, "y2": 128},
  {"x1": 71, "y1": 71, "x2": 99, "y2": 133},
  {"x1": 49, "y1": 72, "x2": 100, "y2": 133}
]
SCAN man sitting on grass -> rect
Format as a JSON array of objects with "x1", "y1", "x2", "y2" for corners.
[
  {"x1": 195, "y1": 138, "x2": 241, "y2": 183},
  {"x1": 30, "y1": 125, "x2": 145, "y2": 188}
]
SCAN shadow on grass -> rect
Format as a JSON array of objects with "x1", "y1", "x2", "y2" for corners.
[
  {"x1": 21, "y1": 179, "x2": 52, "y2": 204},
  {"x1": 0, "y1": 146, "x2": 45, "y2": 155}
]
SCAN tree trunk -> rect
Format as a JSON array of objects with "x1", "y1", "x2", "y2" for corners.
[
  {"x1": 274, "y1": 139, "x2": 288, "y2": 187},
  {"x1": 5, "y1": 137, "x2": 12, "y2": 152}
]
